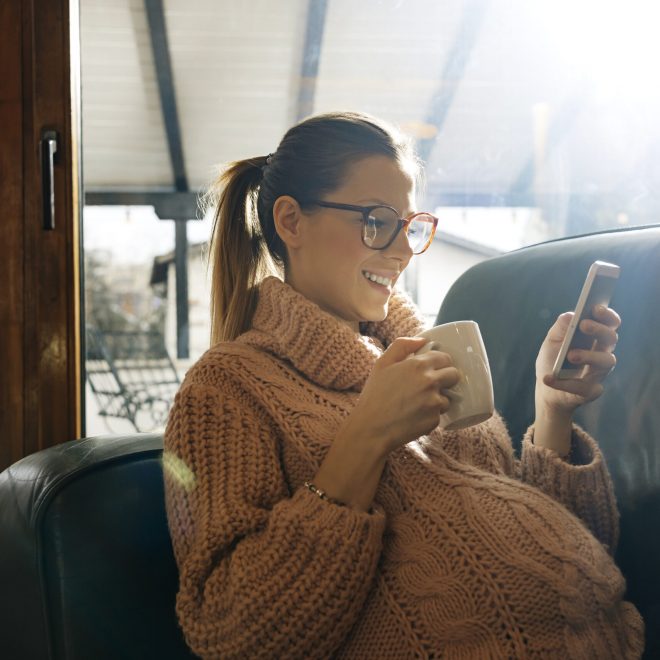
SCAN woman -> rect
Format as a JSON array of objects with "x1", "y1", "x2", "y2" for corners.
[{"x1": 163, "y1": 112, "x2": 644, "y2": 658}]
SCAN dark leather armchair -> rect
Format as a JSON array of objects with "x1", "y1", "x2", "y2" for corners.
[
  {"x1": 0, "y1": 434, "x2": 196, "y2": 660},
  {"x1": 437, "y1": 224, "x2": 660, "y2": 658},
  {"x1": 1, "y1": 225, "x2": 658, "y2": 659}
]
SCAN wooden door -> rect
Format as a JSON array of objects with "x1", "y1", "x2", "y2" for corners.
[{"x1": 0, "y1": 0, "x2": 82, "y2": 471}]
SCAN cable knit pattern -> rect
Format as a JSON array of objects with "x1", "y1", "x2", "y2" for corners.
[{"x1": 164, "y1": 276, "x2": 644, "y2": 659}]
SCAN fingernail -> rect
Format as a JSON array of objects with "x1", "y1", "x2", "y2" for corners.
[{"x1": 569, "y1": 352, "x2": 581, "y2": 363}]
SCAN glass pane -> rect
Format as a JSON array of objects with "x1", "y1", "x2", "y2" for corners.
[
  {"x1": 81, "y1": 0, "x2": 660, "y2": 431},
  {"x1": 407, "y1": 215, "x2": 434, "y2": 253},
  {"x1": 82, "y1": 205, "x2": 213, "y2": 434},
  {"x1": 365, "y1": 207, "x2": 399, "y2": 248}
]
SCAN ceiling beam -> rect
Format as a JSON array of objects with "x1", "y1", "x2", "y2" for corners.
[
  {"x1": 417, "y1": 0, "x2": 490, "y2": 163},
  {"x1": 295, "y1": 0, "x2": 329, "y2": 122},
  {"x1": 84, "y1": 191, "x2": 200, "y2": 221},
  {"x1": 144, "y1": 0, "x2": 188, "y2": 192}
]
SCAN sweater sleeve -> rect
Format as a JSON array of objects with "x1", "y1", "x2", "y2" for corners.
[
  {"x1": 519, "y1": 424, "x2": 620, "y2": 554},
  {"x1": 163, "y1": 381, "x2": 386, "y2": 660}
]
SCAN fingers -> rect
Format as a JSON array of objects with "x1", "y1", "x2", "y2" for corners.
[
  {"x1": 378, "y1": 336, "x2": 428, "y2": 366},
  {"x1": 415, "y1": 351, "x2": 461, "y2": 387},
  {"x1": 433, "y1": 366, "x2": 461, "y2": 389},
  {"x1": 550, "y1": 306, "x2": 620, "y2": 352},
  {"x1": 592, "y1": 304, "x2": 621, "y2": 330},
  {"x1": 539, "y1": 306, "x2": 621, "y2": 410},
  {"x1": 417, "y1": 350, "x2": 454, "y2": 370},
  {"x1": 580, "y1": 304, "x2": 620, "y2": 351},
  {"x1": 568, "y1": 347, "x2": 617, "y2": 372},
  {"x1": 543, "y1": 373, "x2": 605, "y2": 402},
  {"x1": 431, "y1": 391, "x2": 452, "y2": 412},
  {"x1": 546, "y1": 312, "x2": 573, "y2": 342},
  {"x1": 571, "y1": 306, "x2": 620, "y2": 371},
  {"x1": 578, "y1": 318, "x2": 618, "y2": 352}
]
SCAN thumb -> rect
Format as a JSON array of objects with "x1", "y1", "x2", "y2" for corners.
[
  {"x1": 547, "y1": 312, "x2": 573, "y2": 342},
  {"x1": 376, "y1": 336, "x2": 428, "y2": 368}
]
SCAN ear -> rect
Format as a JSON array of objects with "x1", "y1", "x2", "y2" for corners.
[{"x1": 272, "y1": 195, "x2": 308, "y2": 250}]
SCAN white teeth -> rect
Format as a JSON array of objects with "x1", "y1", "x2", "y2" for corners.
[{"x1": 363, "y1": 271, "x2": 393, "y2": 287}]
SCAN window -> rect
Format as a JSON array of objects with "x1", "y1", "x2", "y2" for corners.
[{"x1": 81, "y1": 0, "x2": 660, "y2": 433}]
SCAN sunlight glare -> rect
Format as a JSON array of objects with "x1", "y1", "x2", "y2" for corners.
[
  {"x1": 535, "y1": 0, "x2": 660, "y2": 102},
  {"x1": 163, "y1": 451, "x2": 196, "y2": 492}
]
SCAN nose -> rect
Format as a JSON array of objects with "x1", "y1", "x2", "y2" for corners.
[{"x1": 385, "y1": 224, "x2": 414, "y2": 266}]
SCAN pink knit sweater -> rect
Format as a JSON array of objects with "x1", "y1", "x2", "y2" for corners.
[{"x1": 164, "y1": 276, "x2": 644, "y2": 659}]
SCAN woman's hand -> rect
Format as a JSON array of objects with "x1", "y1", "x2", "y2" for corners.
[
  {"x1": 314, "y1": 336, "x2": 460, "y2": 511},
  {"x1": 353, "y1": 336, "x2": 462, "y2": 456},
  {"x1": 535, "y1": 305, "x2": 620, "y2": 415},
  {"x1": 532, "y1": 305, "x2": 620, "y2": 457}
]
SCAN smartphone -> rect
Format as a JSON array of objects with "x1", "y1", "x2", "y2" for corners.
[{"x1": 551, "y1": 261, "x2": 620, "y2": 379}]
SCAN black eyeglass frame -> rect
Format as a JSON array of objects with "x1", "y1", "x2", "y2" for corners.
[{"x1": 308, "y1": 200, "x2": 438, "y2": 254}]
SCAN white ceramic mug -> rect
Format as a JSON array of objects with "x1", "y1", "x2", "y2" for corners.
[{"x1": 416, "y1": 321, "x2": 494, "y2": 431}]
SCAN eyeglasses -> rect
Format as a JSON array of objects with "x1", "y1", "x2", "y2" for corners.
[{"x1": 309, "y1": 201, "x2": 438, "y2": 255}]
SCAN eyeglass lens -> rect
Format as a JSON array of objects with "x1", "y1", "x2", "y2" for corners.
[{"x1": 363, "y1": 207, "x2": 434, "y2": 253}]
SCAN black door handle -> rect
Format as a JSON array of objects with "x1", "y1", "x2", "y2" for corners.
[{"x1": 41, "y1": 130, "x2": 58, "y2": 231}]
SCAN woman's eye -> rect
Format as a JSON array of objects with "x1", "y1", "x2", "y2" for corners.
[{"x1": 367, "y1": 216, "x2": 387, "y2": 228}]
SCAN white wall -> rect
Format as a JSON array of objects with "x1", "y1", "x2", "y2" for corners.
[{"x1": 412, "y1": 239, "x2": 490, "y2": 325}]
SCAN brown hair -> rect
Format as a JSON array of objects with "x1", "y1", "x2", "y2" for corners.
[{"x1": 206, "y1": 111, "x2": 419, "y2": 344}]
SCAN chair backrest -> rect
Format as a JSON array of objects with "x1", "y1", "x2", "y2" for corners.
[
  {"x1": 0, "y1": 434, "x2": 196, "y2": 660},
  {"x1": 437, "y1": 224, "x2": 660, "y2": 658}
]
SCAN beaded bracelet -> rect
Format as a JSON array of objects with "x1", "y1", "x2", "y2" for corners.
[{"x1": 304, "y1": 481, "x2": 346, "y2": 507}]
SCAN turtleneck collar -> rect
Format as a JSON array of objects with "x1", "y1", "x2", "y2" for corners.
[{"x1": 236, "y1": 277, "x2": 428, "y2": 392}]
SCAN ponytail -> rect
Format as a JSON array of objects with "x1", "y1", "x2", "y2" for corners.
[{"x1": 206, "y1": 156, "x2": 281, "y2": 344}]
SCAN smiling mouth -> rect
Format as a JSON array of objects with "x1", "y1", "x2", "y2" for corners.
[{"x1": 362, "y1": 270, "x2": 396, "y2": 289}]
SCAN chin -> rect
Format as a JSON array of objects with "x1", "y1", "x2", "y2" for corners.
[{"x1": 361, "y1": 302, "x2": 389, "y2": 323}]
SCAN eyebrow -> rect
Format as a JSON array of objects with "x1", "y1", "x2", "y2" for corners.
[
  {"x1": 354, "y1": 199, "x2": 417, "y2": 216},
  {"x1": 354, "y1": 198, "x2": 392, "y2": 206}
]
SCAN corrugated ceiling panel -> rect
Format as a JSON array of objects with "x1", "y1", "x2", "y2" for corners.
[
  {"x1": 314, "y1": 0, "x2": 463, "y2": 124},
  {"x1": 80, "y1": 0, "x2": 660, "y2": 206},
  {"x1": 425, "y1": 1, "x2": 574, "y2": 194},
  {"x1": 82, "y1": 0, "x2": 173, "y2": 188},
  {"x1": 82, "y1": 0, "x2": 544, "y2": 194},
  {"x1": 164, "y1": 0, "x2": 308, "y2": 189}
]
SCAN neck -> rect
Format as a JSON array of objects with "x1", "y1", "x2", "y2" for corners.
[{"x1": 284, "y1": 275, "x2": 361, "y2": 334}]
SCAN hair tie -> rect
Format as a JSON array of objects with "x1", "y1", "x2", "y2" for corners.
[{"x1": 261, "y1": 152, "x2": 274, "y2": 174}]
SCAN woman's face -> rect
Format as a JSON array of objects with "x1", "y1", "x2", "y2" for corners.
[{"x1": 284, "y1": 155, "x2": 416, "y2": 331}]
